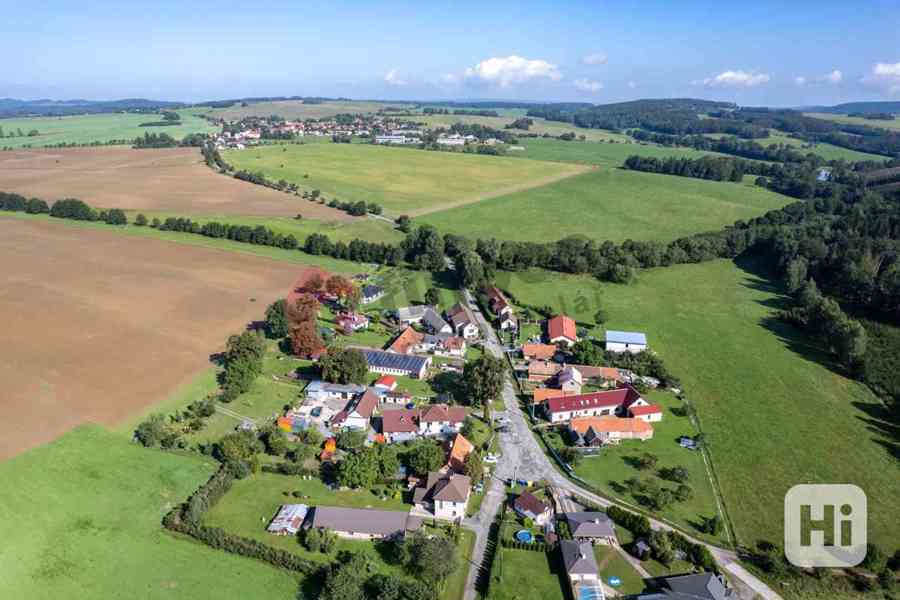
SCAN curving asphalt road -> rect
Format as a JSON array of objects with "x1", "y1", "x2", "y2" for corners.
[{"x1": 458, "y1": 289, "x2": 781, "y2": 600}]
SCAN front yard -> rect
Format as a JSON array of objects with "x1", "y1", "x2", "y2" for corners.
[
  {"x1": 488, "y1": 547, "x2": 565, "y2": 600},
  {"x1": 542, "y1": 390, "x2": 723, "y2": 542}
]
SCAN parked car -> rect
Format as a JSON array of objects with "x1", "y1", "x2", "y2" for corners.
[{"x1": 484, "y1": 454, "x2": 499, "y2": 464}]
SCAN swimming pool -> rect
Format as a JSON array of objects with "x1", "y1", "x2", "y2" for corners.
[{"x1": 514, "y1": 529, "x2": 534, "y2": 543}]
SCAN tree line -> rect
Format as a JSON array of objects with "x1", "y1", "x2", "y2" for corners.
[
  {"x1": 132, "y1": 131, "x2": 206, "y2": 148},
  {"x1": 630, "y1": 130, "x2": 834, "y2": 164}
]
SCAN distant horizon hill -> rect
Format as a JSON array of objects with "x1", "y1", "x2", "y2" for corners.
[{"x1": 2, "y1": 95, "x2": 897, "y2": 120}]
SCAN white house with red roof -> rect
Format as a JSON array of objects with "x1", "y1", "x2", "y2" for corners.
[
  {"x1": 418, "y1": 404, "x2": 467, "y2": 436},
  {"x1": 628, "y1": 404, "x2": 663, "y2": 422},
  {"x1": 374, "y1": 375, "x2": 397, "y2": 391},
  {"x1": 381, "y1": 408, "x2": 419, "y2": 443},
  {"x1": 547, "y1": 315, "x2": 578, "y2": 347},
  {"x1": 543, "y1": 385, "x2": 651, "y2": 423}
]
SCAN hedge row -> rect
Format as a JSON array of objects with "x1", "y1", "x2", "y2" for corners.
[
  {"x1": 162, "y1": 465, "x2": 319, "y2": 574},
  {"x1": 500, "y1": 539, "x2": 551, "y2": 552}
]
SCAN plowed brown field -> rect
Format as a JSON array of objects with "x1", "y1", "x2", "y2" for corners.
[
  {"x1": 0, "y1": 146, "x2": 354, "y2": 219},
  {"x1": 0, "y1": 217, "x2": 316, "y2": 459}
]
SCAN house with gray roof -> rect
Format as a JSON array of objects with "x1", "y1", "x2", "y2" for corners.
[
  {"x1": 305, "y1": 380, "x2": 367, "y2": 402},
  {"x1": 565, "y1": 512, "x2": 617, "y2": 544},
  {"x1": 560, "y1": 539, "x2": 603, "y2": 600},
  {"x1": 361, "y1": 348, "x2": 431, "y2": 379},
  {"x1": 397, "y1": 305, "x2": 430, "y2": 325},
  {"x1": 305, "y1": 506, "x2": 422, "y2": 540},
  {"x1": 637, "y1": 573, "x2": 732, "y2": 600},
  {"x1": 413, "y1": 471, "x2": 471, "y2": 521},
  {"x1": 422, "y1": 309, "x2": 453, "y2": 334}
]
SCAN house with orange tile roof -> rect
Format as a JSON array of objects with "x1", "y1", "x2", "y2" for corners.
[
  {"x1": 522, "y1": 343, "x2": 557, "y2": 361},
  {"x1": 447, "y1": 433, "x2": 474, "y2": 473},
  {"x1": 546, "y1": 314, "x2": 578, "y2": 347},
  {"x1": 532, "y1": 388, "x2": 578, "y2": 405},
  {"x1": 387, "y1": 326, "x2": 425, "y2": 355},
  {"x1": 569, "y1": 415, "x2": 654, "y2": 446}
]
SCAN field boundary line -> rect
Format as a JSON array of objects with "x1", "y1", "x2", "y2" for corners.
[{"x1": 407, "y1": 164, "x2": 595, "y2": 217}]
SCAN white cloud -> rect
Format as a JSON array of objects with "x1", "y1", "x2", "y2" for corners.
[
  {"x1": 794, "y1": 76, "x2": 807, "y2": 87},
  {"x1": 824, "y1": 69, "x2": 843, "y2": 84},
  {"x1": 463, "y1": 55, "x2": 562, "y2": 88},
  {"x1": 384, "y1": 69, "x2": 407, "y2": 87},
  {"x1": 574, "y1": 78, "x2": 602, "y2": 93},
  {"x1": 582, "y1": 53, "x2": 607, "y2": 66},
  {"x1": 868, "y1": 62, "x2": 900, "y2": 94},
  {"x1": 627, "y1": 80, "x2": 637, "y2": 89},
  {"x1": 700, "y1": 70, "x2": 770, "y2": 88}
]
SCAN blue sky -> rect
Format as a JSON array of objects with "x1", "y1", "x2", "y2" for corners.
[{"x1": 4, "y1": 0, "x2": 898, "y2": 106}]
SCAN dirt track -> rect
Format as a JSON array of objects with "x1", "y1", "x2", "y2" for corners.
[
  {"x1": 0, "y1": 147, "x2": 355, "y2": 220},
  {"x1": 0, "y1": 218, "x2": 314, "y2": 460}
]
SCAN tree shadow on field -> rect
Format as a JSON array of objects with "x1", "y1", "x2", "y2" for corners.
[
  {"x1": 851, "y1": 401, "x2": 900, "y2": 460},
  {"x1": 296, "y1": 566, "x2": 328, "y2": 600}
]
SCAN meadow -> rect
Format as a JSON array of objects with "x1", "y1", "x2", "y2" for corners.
[
  {"x1": 0, "y1": 425, "x2": 300, "y2": 600},
  {"x1": 204, "y1": 100, "x2": 406, "y2": 120},
  {"x1": 495, "y1": 259, "x2": 900, "y2": 548},
  {"x1": 0, "y1": 109, "x2": 217, "y2": 148},
  {"x1": 763, "y1": 131, "x2": 888, "y2": 162},
  {"x1": 510, "y1": 137, "x2": 723, "y2": 167},
  {"x1": 415, "y1": 113, "x2": 630, "y2": 142},
  {"x1": 419, "y1": 168, "x2": 790, "y2": 244},
  {"x1": 804, "y1": 112, "x2": 900, "y2": 132},
  {"x1": 222, "y1": 142, "x2": 586, "y2": 216}
]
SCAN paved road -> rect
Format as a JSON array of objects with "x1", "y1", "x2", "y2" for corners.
[{"x1": 459, "y1": 290, "x2": 781, "y2": 600}]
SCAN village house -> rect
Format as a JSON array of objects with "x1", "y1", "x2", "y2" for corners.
[
  {"x1": 396, "y1": 305, "x2": 452, "y2": 334},
  {"x1": 522, "y1": 343, "x2": 558, "y2": 361},
  {"x1": 331, "y1": 388, "x2": 380, "y2": 431},
  {"x1": 528, "y1": 360, "x2": 561, "y2": 384},
  {"x1": 413, "y1": 471, "x2": 471, "y2": 521},
  {"x1": 637, "y1": 573, "x2": 733, "y2": 600},
  {"x1": 628, "y1": 404, "x2": 663, "y2": 422},
  {"x1": 267, "y1": 504, "x2": 309, "y2": 536},
  {"x1": 305, "y1": 381, "x2": 367, "y2": 403},
  {"x1": 360, "y1": 285, "x2": 385, "y2": 305},
  {"x1": 446, "y1": 433, "x2": 474, "y2": 473},
  {"x1": 361, "y1": 348, "x2": 431, "y2": 379},
  {"x1": 605, "y1": 330, "x2": 648, "y2": 354},
  {"x1": 446, "y1": 303, "x2": 480, "y2": 339},
  {"x1": 418, "y1": 404, "x2": 467, "y2": 436},
  {"x1": 543, "y1": 385, "x2": 649, "y2": 423},
  {"x1": 373, "y1": 375, "x2": 397, "y2": 391},
  {"x1": 547, "y1": 314, "x2": 578, "y2": 346},
  {"x1": 485, "y1": 286, "x2": 513, "y2": 317},
  {"x1": 336, "y1": 312, "x2": 370, "y2": 334},
  {"x1": 513, "y1": 491, "x2": 553, "y2": 526},
  {"x1": 560, "y1": 540, "x2": 603, "y2": 600},
  {"x1": 498, "y1": 312, "x2": 517, "y2": 331},
  {"x1": 305, "y1": 506, "x2": 422, "y2": 540},
  {"x1": 569, "y1": 415, "x2": 654, "y2": 446},
  {"x1": 558, "y1": 366, "x2": 583, "y2": 393},
  {"x1": 387, "y1": 326, "x2": 424, "y2": 355},
  {"x1": 564, "y1": 512, "x2": 617, "y2": 545},
  {"x1": 380, "y1": 408, "x2": 419, "y2": 443}
]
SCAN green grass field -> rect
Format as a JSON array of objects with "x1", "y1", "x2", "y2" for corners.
[
  {"x1": 0, "y1": 109, "x2": 217, "y2": 148},
  {"x1": 419, "y1": 168, "x2": 790, "y2": 244},
  {"x1": 124, "y1": 210, "x2": 404, "y2": 246},
  {"x1": 0, "y1": 426, "x2": 300, "y2": 600},
  {"x1": 763, "y1": 131, "x2": 888, "y2": 162},
  {"x1": 205, "y1": 472, "x2": 474, "y2": 600},
  {"x1": 203, "y1": 100, "x2": 407, "y2": 121},
  {"x1": 1, "y1": 212, "x2": 365, "y2": 273},
  {"x1": 544, "y1": 390, "x2": 722, "y2": 539},
  {"x1": 488, "y1": 548, "x2": 565, "y2": 600},
  {"x1": 496, "y1": 259, "x2": 900, "y2": 548},
  {"x1": 804, "y1": 112, "x2": 900, "y2": 132},
  {"x1": 415, "y1": 114, "x2": 630, "y2": 142},
  {"x1": 511, "y1": 138, "x2": 725, "y2": 167},
  {"x1": 222, "y1": 142, "x2": 585, "y2": 216},
  {"x1": 593, "y1": 545, "x2": 646, "y2": 595}
]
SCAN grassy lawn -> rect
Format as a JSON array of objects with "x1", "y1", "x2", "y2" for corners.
[
  {"x1": 222, "y1": 142, "x2": 584, "y2": 216},
  {"x1": 614, "y1": 525, "x2": 694, "y2": 577},
  {"x1": 489, "y1": 548, "x2": 565, "y2": 600},
  {"x1": 594, "y1": 545, "x2": 646, "y2": 595},
  {"x1": 204, "y1": 472, "x2": 473, "y2": 600},
  {"x1": 1, "y1": 212, "x2": 365, "y2": 273},
  {"x1": 372, "y1": 268, "x2": 464, "y2": 311},
  {"x1": 513, "y1": 137, "x2": 726, "y2": 167},
  {"x1": 0, "y1": 426, "x2": 300, "y2": 600},
  {"x1": 125, "y1": 210, "x2": 404, "y2": 245},
  {"x1": 497, "y1": 259, "x2": 900, "y2": 548},
  {"x1": 419, "y1": 168, "x2": 790, "y2": 244},
  {"x1": 544, "y1": 390, "x2": 721, "y2": 539},
  {"x1": 0, "y1": 109, "x2": 217, "y2": 148}
]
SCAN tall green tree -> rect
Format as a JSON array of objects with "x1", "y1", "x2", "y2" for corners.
[
  {"x1": 463, "y1": 354, "x2": 505, "y2": 407},
  {"x1": 320, "y1": 347, "x2": 368, "y2": 384}
]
